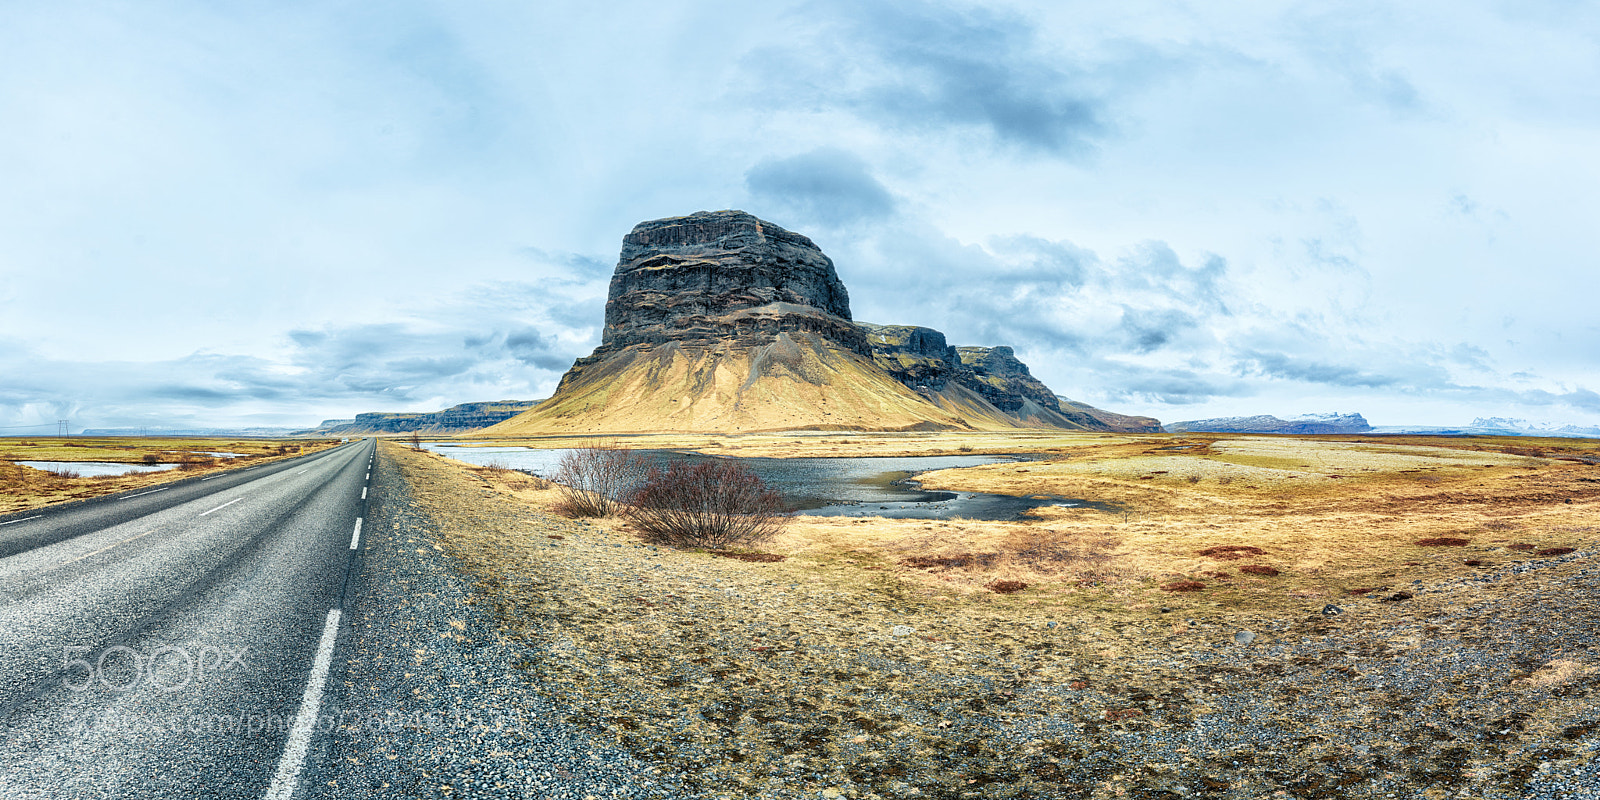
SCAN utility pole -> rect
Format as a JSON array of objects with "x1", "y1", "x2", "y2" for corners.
[{"x1": 57, "y1": 420, "x2": 68, "y2": 438}]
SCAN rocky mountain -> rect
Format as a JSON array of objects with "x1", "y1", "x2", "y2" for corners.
[
  {"x1": 1163, "y1": 413, "x2": 1371, "y2": 435},
  {"x1": 299, "y1": 400, "x2": 540, "y2": 436},
  {"x1": 486, "y1": 210, "x2": 1156, "y2": 435},
  {"x1": 858, "y1": 324, "x2": 1160, "y2": 432}
]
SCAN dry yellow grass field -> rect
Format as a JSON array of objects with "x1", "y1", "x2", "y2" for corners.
[
  {"x1": 396, "y1": 432, "x2": 1600, "y2": 797},
  {"x1": 0, "y1": 437, "x2": 342, "y2": 514},
  {"x1": 438, "y1": 431, "x2": 1600, "y2": 623}
]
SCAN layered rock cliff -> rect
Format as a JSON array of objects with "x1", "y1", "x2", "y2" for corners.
[
  {"x1": 488, "y1": 211, "x2": 1156, "y2": 434},
  {"x1": 595, "y1": 210, "x2": 868, "y2": 356},
  {"x1": 860, "y1": 324, "x2": 1159, "y2": 432}
]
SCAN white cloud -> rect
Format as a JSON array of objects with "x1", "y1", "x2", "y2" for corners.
[{"x1": 0, "y1": 0, "x2": 1596, "y2": 429}]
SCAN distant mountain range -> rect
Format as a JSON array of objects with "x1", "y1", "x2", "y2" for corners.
[
  {"x1": 296, "y1": 400, "x2": 541, "y2": 436},
  {"x1": 79, "y1": 427, "x2": 302, "y2": 437},
  {"x1": 1369, "y1": 418, "x2": 1600, "y2": 438},
  {"x1": 1163, "y1": 413, "x2": 1371, "y2": 434},
  {"x1": 1161, "y1": 412, "x2": 1599, "y2": 438}
]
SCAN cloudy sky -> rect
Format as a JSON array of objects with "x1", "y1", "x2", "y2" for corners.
[{"x1": 2, "y1": 0, "x2": 1597, "y2": 432}]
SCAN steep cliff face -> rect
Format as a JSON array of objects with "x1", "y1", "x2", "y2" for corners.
[
  {"x1": 597, "y1": 211, "x2": 868, "y2": 355},
  {"x1": 858, "y1": 325, "x2": 1153, "y2": 431},
  {"x1": 488, "y1": 211, "x2": 1158, "y2": 435}
]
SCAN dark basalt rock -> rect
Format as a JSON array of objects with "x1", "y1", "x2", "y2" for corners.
[
  {"x1": 858, "y1": 324, "x2": 1064, "y2": 414},
  {"x1": 598, "y1": 210, "x2": 868, "y2": 355},
  {"x1": 858, "y1": 323, "x2": 962, "y2": 391},
  {"x1": 954, "y1": 346, "x2": 1062, "y2": 414}
]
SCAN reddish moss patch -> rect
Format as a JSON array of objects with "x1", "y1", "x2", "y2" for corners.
[
  {"x1": 1415, "y1": 537, "x2": 1470, "y2": 546},
  {"x1": 1196, "y1": 545, "x2": 1267, "y2": 560},
  {"x1": 1161, "y1": 581, "x2": 1206, "y2": 592},
  {"x1": 985, "y1": 579, "x2": 1029, "y2": 594},
  {"x1": 1463, "y1": 560, "x2": 1488, "y2": 567},
  {"x1": 1105, "y1": 708, "x2": 1144, "y2": 721},
  {"x1": 1239, "y1": 565, "x2": 1281, "y2": 576},
  {"x1": 546, "y1": 535, "x2": 565, "y2": 540},
  {"x1": 1346, "y1": 587, "x2": 1383, "y2": 595},
  {"x1": 1537, "y1": 547, "x2": 1577, "y2": 557},
  {"x1": 1507, "y1": 543, "x2": 1537, "y2": 551},
  {"x1": 900, "y1": 552, "x2": 998, "y2": 569},
  {"x1": 711, "y1": 551, "x2": 786, "y2": 563}
]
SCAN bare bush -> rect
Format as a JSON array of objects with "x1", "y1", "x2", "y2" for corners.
[
  {"x1": 553, "y1": 447, "x2": 650, "y2": 517},
  {"x1": 625, "y1": 459, "x2": 789, "y2": 548}
]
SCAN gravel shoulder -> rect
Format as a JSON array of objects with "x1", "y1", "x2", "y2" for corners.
[
  {"x1": 372, "y1": 443, "x2": 1600, "y2": 800},
  {"x1": 307, "y1": 442, "x2": 686, "y2": 799}
]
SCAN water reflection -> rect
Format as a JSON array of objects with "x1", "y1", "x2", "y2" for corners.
[
  {"x1": 419, "y1": 443, "x2": 1119, "y2": 521},
  {"x1": 15, "y1": 461, "x2": 180, "y2": 477}
]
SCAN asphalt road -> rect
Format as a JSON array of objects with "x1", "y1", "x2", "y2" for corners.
[{"x1": 0, "y1": 438, "x2": 376, "y2": 799}]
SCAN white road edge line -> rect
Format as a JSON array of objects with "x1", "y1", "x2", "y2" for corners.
[
  {"x1": 198, "y1": 498, "x2": 242, "y2": 517},
  {"x1": 121, "y1": 488, "x2": 170, "y2": 500},
  {"x1": 349, "y1": 518, "x2": 362, "y2": 550},
  {"x1": 201, "y1": 475, "x2": 219, "y2": 482},
  {"x1": 0, "y1": 516, "x2": 43, "y2": 527},
  {"x1": 263, "y1": 608, "x2": 341, "y2": 800}
]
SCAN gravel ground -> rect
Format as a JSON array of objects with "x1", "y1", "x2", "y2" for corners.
[
  {"x1": 365, "y1": 444, "x2": 1600, "y2": 800},
  {"x1": 305, "y1": 445, "x2": 689, "y2": 799}
]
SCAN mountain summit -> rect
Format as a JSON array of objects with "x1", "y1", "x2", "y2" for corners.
[{"x1": 486, "y1": 211, "x2": 1156, "y2": 434}]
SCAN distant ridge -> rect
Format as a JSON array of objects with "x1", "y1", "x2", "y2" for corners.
[
  {"x1": 297, "y1": 400, "x2": 540, "y2": 436},
  {"x1": 484, "y1": 211, "x2": 1156, "y2": 435},
  {"x1": 1163, "y1": 413, "x2": 1371, "y2": 434}
]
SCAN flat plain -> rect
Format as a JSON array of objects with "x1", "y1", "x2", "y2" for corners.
[
  {"x1": 0, "y1": 437, "x2": 341, "y2": 514},
  {"x1": 399, "y1": 431, "x2": 1600, "y2": 798}
]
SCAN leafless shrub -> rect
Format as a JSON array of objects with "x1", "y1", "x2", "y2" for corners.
[
  {"x1": 553, "y1": 447, "x2": 651, "y2": 518},
  {"x1": 141, "y1": 453, "x2": 161, "y2": 464},
  {"x1": 1239, "y1": 564, "x2": 1281, "y2": 576},
  {"x1": 1482, "y1": 519, "x2": 1521, "y2": 531},
  {"x1": 49, "y1": 467, "x2": 81, "y2": 479},
  {"x1": 957, "y1": 444, "x2": 975, "y2": 453},
  {"x1": 409, "y1": 431, "x2": 423, "y2": 451},
  {"x1": 625, "y1": 459, "x2": 789, "y2": 548}
]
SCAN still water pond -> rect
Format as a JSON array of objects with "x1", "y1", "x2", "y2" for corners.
[
  {"x1": 420, "y1": 443, "x2": 1119, "y2": 521},
  {"x1": 15, "y1": 461, "x2": 180, "y2": 477}
]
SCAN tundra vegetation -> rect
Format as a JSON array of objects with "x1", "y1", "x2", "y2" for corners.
[
  {"x1": 0, "y1": 437, "x2": 341, "y2": 513},
  {"x1": 399, "y1": 432, "x2": 1599, "y2": 797}
]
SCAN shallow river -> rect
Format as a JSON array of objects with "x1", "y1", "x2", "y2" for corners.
[
  {"x1": 419, "y1": 443, "x2": 1119, "y2": 521},
  {"x1": 15, "y1": 461, "x2": 180, "y2": 477}
]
